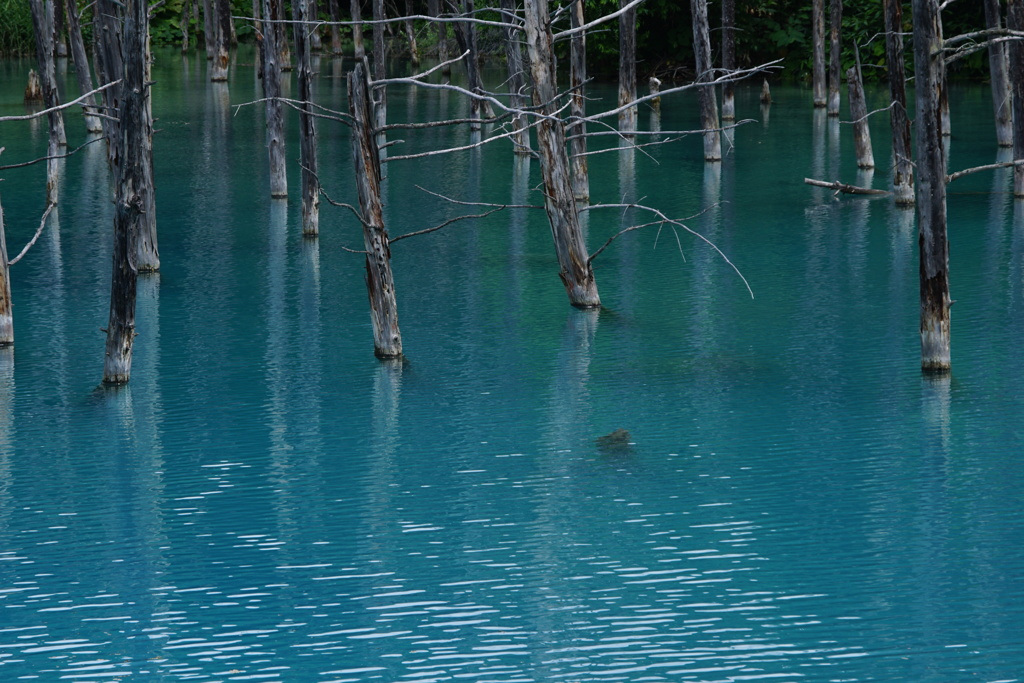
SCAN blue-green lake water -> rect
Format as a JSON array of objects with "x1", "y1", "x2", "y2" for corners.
[{"x1": 0, "y1": 49, "x2": 1022, "y2": 681}]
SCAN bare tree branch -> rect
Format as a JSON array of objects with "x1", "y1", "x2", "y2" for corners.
[
  {"x1": 8, "y1": 202, "x2": 56, "y2": 266},
  {"x1": 0, "y1": 136, "x2": 105, "y2": 171},
  {"x1": 391, "y1": 208, "x2": 506, "y2": 243},
  {"x1": 552, "y1": 0, "x2": 645, "y2": 40},
  {"x1": 0, "y1": 80, "x2": 122, "y2": 123},
  {"x1": 416, "y1": 184, "x2": 543, "y2": 209},
  {"x1": 804, "y1": 177, "x2": 893, "y2": 195},
  {"x1": 947, "y1": 159, "x2": 1024, "y2": 184}
]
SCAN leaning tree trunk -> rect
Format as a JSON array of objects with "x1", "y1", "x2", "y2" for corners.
[
  {"x1": 984, "y1": 0, "x2": 1013, "y2": 147},
  {"x1": 847, "y1": 48, "x2": 873, "y2": 169},
  {"x1": 912, "y1": 0, "x2": 950, "y2": 373},
  {"x1": 828, "y1": 0, "x2": 842, "y2": 116},
  {"x1": 523, "y1": 0, "x2": 600, "y2": 308},
  {"x1": 691, "y1": 0, "x2": 721, "y2": 161},
  {"x1": 104, "y1": 0, "x2": 152, "y2": 384},
  {"x1": 0, "y1": 198, "x2": 11, "y2": 346},
  {"x1": 500, "y1": 0, "x2": 530, "y2": 155},
  {"x1": 94, "y1": 0, "x2": 124, "y2": 167},
  {"x1": 261, "y1": 0, "x2": 287, "y2": 198},
  {"x1": 618, "y1": 0, "x2": 637, "y2": 136},
  {"x1": 1008, "y1": 0, "x2": 1024, "y2": 196},
  {"x1": 293, "y1": 0, "x2": 320, "y2": 236},
  {"x1": 351, "y1": 0, "x2": 365, "y2": 59},
  {"x1": 65, "y1": 0, "x2": 102, "y2": 133},
  {"x1": 349, "y1": 60, "x2": 402, "y2": 358},
  {"x1": 884, "y1": 0, "x2": 914, "y2": 204},
  {"x1": 721, "y1": 0, "x2": 735, "y2": 120},
  {"x1": 210, "y1": 0, "x2": 231, "y2": 81},
  {"x1": 568, "y1": 0, "x2": 589, "y2": 201},
  {"x1": 812, "y1": 0, "x2": 826, "y2": 107}
]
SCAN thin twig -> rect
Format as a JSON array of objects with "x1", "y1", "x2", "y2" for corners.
[
  {"x1": 8, "y1": 202, "x2": 55, "y2": 266},
  {"x1": 0, "y1": 80, "x2": 122, "y2": 123},
  {"x1": 416, "y1": 185, "x2": 543, "y2": 209},
  {"x1": 0, "y1": 136, "x2": 105, "y2": 171},
  {"x1": 391, "y1": 208, "x2": 505, "y2": 243}
]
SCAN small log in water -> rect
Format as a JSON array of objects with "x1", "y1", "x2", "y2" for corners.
[
  {"x1": 984, "y1": 0, "x2": 1012, "y2": 147},
  {"x1": 293, "y1": 0, "x2": 320, "y2": 236},
  {"x1": 884, "y1": 0, "x2": 914, "y2": 205},
  {"x1": 846, "y1": 50, "x2": 873, "y2": 170},
  {"x1": 618, "y1": 0, "x2": 637, "y2": 136},
  {"x1": 261, "y1": 0, "x2": 287, "y2": 198},
  {"x1": 721, "y1": 0, "x2": 735, "y2": 121},
  {"x1": 804, "y1": 178, "x2": 889, "y2": 195},
  {"x1": 569, "y1": 0, "x2": 589, "y2": 202},
  {"x1": 827, "y1": 0, "x2": 842, "y2": 116},
  {"x1": 912, "y1": 0, "x2": 950, "y2": 373},
  {"x1": 500, "y1": 0, "x2": 530, "y2": 155},
  {"x1": 210, "y1": 0, "x2": 231, "y2": 81},
  {"x1": 0, "y1": 198, "x2": 11, "y2": 346},
  {"x1": 812, "y1": 0, "x2": 826, "y2": 107},
  {"x1": 104, "y1": 0, "x2": 151, "y2": 384},
  {"x1": 691, "y1": 0, "x2": 721, "y2": 161},
  {"x1": 349, "y1": 60, "x2": 402, "y2": 358},
  {"x1": 1009, "y1": 0, "x2": 1024, "y2": 196},
  {"x1": 65, "y1": 0, "x2": 102, "y2": 133}
]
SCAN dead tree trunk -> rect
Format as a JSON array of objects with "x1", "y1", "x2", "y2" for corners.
[
  {"x1": 828, "y1": 0, "x2": 842, "y2": 116},
  {"x1": 812, "y1": 0, "x2": 826, "y2": 107},
  {"x1": 372, "y1": 0, "x2": 387, "y2": 136},
  {"x1": 452, "y1": 0, "x2": 493, "y2": 130},
  {"x1": 691, "y1": 0, "x2": 721, "y2": 161},
  {"x1": 137, "y1": 24, "x2": 159, "y2": 272},
  {"x1": 404, "y1": 0, "x2": 420, "y2": 64},
  {"x1": 309, "y1": 0, "x2": 323, "y2": 52},
  {"x1": 54, "y1": 0, "x2": 68, "y2": 57},
  {"x1": 261, "y1": 0, "x2": 287, "y2": 197},
  {"x1": 104, "y1": 0, "x2": 152, "y2": 384},
  {"x1": 211, "y1": 0, "x2": 231, "y2": 81},
  {"x1": 847, "y1": 48, "x2": 873, "y2": 169},
  {"x1": 328, "y1": 0, "x2": 343, "y2": 53},
  {"x1": 523, "y1": 0, "x2": 600, "y2": 308},
  {"x1": 0, "y1": 199, "x2": 11, "y2": 346},
  {"x1": 721, "y1": 0, "x2": 735, "y2": 120},
  {"x1": 984, "y1": 0, "x2": 1012, "y2": 147},
  {"x1": 912, "y1": 0, "x2": 950, "y2": 373},
  {"x1": 183, "y1": 1, "x2": 192, "y2": 52},
  {"x1": 618, "y1": 0, "x2": 637, "y2": 136},
  {"x1": 349, "y1": 60, "x2": 402, "y2": 358},
  {"x1": 203, "y1": 0, "x2": 215, "y2": 59},
  {"x1": 94, "y1": 0, "x2": 124, "y2": 167},
  {"x1": 65, "y1": 0, "x2": 102, "y2": 133},
  {"x1": 884, "y1": 0, "x2": 914, "y2": 204},
  {"x1": 30, "y1": 0, "x2": 67, "y2": 203},
  {"x1": 294, "y1": 0, "x2": 320, "y2": 236},
  {"x1": 273, "y1": 0, "x2": 292, "y2": 70},
  {"x1": 351, "y1": 0, "x2": 365, "y2": 59},
  {"x1": 1008, "y1": 0, "x2": 1024, "y2": 195},
  {"x1": 568, "y1": 0, "x2": 588, "y2": 202},
  {"x1": 500, "y1": 0, "x2": 530, "y2": 155},
  {"x1": 428, "y1": 0, "x2": 449, "y2": 72}
]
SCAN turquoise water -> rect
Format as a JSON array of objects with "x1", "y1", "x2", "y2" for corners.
[{"x1": 0, "y1": 50, "x2": 1023, "y2": 681}]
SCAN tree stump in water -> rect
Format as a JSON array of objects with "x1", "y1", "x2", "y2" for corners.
[{"x1": 24, "y1": 70, "x2": 42, "y2": 103}]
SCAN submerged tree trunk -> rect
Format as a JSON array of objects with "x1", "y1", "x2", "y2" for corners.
[
  {"x1": 65, "y1": 0, "x2": 102, "y2": 133},
  {"x1": 0, "y1": 198, "x2": 11, "y2": 346},
  {"x1": 348, "y1": 60, "x2": 402, "y2": 358},
  {"x1": 523, "y1": 0, "x2": 600, "y2": 308},
  {"x1": 261, "y1": 0, "x2": 287, "y2": 197},
  {"x1": 351, "y1": 0, "x2": 365, "y2": 59},
  {"x1": 847, "y1": 49, "x2": 873, "y2": 169},
  {"x1": 721, "y1": 0, "x2": 735, "y2": 120},
  {"x1": 1008, "y1": 0, "x2": 1024, "y2": 195},
  {"x1": 618, "y1": 0, "x2": 637, "y2": 136},
  {"x1": 137, "y1": 25, "x2": 159, "y2": 272},
  {"x1": 984, "y1": 0, "x2": 1012, "y2": 147},
  {"x1": 104, "y1": 0, "x2": 152, "y2": 384},
  {"x1": 691, "y1": 0, "x2": 721, "y2": 161},
  {"x1": 211, "y1": 0, "x2": 231, "y2": 81},
  {"x1": 94, "y1": 0, "x2": 124, "y2": 167},
  {"x1": 828, "y1": 0, "x2": 842, "y2": 116},
  {"x1": 294, "y1": 0, "x2": 320, "y2": 236},
  {"x1": 884, "y1": 0, "x2": 914, "y2": 204},
  {"x1": 500, "y1": 0, "x2": 530, "y2": 155},
  {"x1": 812, "y1": 0, "x2": 826, "y2": 107},
  {"x1": 912, "y1": 0, "x2": 950, "y2": 372},
  {"x1": 568, "y1": 0, "x2": 588, "y2": 201}
]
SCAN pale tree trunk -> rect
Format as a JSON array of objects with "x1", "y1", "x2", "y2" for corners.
[
  {"x1": 618, "y1": 0, "x2": 637, "y2": 136},
  {"x1": 294, "y1": 0, "x2": 320, "y2": 236},
  {"x1": 94, "y1": 0, "x2": 123, "y2": 167},
  {"x1": 568, "y1": 0, "x2": 588, "y2": 201},
  {"x1": 984, "y1": 0, "x2": 1012, "y2": 147},
  {"x1": 1008, "y1": 0, "x2": 1024, "y2": 196},
  {"x1": 405, "y1": 0, "x2": 419, "y2": 64},
  {"x1": 54, "y1": 0, "x2": 68, "y2": 57},
  {"x1": 500, "y1": 0, "x2": 530, "y2": 155},
  {"x1": 721, "y1": 0, "x2": 735, "y2": 120},
  {"x1": 261, "y1": 0, "x2": 288, "y2": 198},
  {"x1": 252, "y1": 0, "x2": 261, "y2": 71},
  {"x1": 428, "y1": 0, "x2": 449, "y2": 72},
  {"x1": 351, "y1": 0, "x2": 365, "y2": 59},
  {"x1": 30, "y1": 0, "x2": 67, "y2": 204},
  {"x1": 453, "y1": 0, "x2": 493, "y2": 130},
  {"x1": 328, "y1": 0, "x2": 343, "y2": 53},
  {"x1": 828, "y1": 0, "x2": 842, "y2": 116},
  {"x1": 812, "y1": 0, "x2": 826, "y2": 106},
  {"x1": 884, "y1": 0, "x2": 914, "y2": 204},
  {"x1": 348, "y1": 59, "x2": 402, "y2": 358},
  {"x1": 136, "y1": 24, "x2": 159, "y2": 272},
  {"x1": 691, "y1": 0, "x2": 721, "y2": 161},
  {"x1": 65, "y1": 0, "x2": 102, "y2": 133},
  {"x1": 0, "y1": 198, "x2": 11, "y2": 346},
  {"x1": 210, "y1": 0, "x2": 231, "y2": 80},
  {"x1": 183, "y1": 1, "x2": 192, "y2": 52},
  {"x1": 523, "y1": 0, "x2": 600, "y2": 308},
  {"x1": 912, "y1": 0, "x2": 950, "y2": 373},
  {"x1": 309, "y1": 0, "x2": 323, "y2": 52},
  {"x1": 847, "y1": 48, "x2": 873, "y2": 169},
  {"x1": 204, "y1": 0, "x2": 215, "y2": 59},
  {"x1": 104, "y1": 0, "x2": 152, "y2": 384},
  {"x1": 372, "y1": 0, "x2": 387, "y2": 141},
  {"x1": 274, "y1": 0, "x2": 292, "y2": 70}
]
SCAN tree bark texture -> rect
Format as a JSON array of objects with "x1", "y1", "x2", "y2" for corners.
[
  {"x1": 0, "y1": 199, "x2": 12, "y2": 346},
  {"x1": 104, "y1": 0, "x2": 152, "y2": 384},
  {"x1": 721, "y1": 0, "x2": 735, "y2": 120},
  {"x1": 65, "y1": 0, "x2": 102, "y2": 133},
  {"x1": 293, "y1": 0, "x2": 320, "y2": 236},
  {"x1": 29, "y1": 0, "x2": 68, "y2": 150},
  {"x1": 1008, "y1": 0, "x2": 1024, "y2": 195},
  {"x1": 261, "y1": 0, "x2": 287, "y2": 198},
  {"x1": 523, "y1": 0, "x2": 600, "y2": 308},
  {"x1": 500, "y1": 0, "x2": 530, "y2": 155},
  {"x1": 618, "y1": 0, "x2": 637, "y2": 136},
  {"x1": 568, "y1": 0, "x2": 589, "y2": 201},
  {"x1": 348, "y1": 60, "x2": 402, "y2": 358},
  {"x1": 912, "y1": 0, "x2": 950, "y2": 372},
  {"x1": 812, "y1": 0, "x2": 826, "y2": 107},
  {"x1": 691, "y1": 0, "x2": 721, "y2": 161},
  {"x1": 847, "y1": 52, "x2": 873, "y2": 169},
  {"x1": 211, "y1": 0, "x2": 231, "y2": 80},
  {"x1": 828, "y1": 0, "x2": 842, "y2": 116},
  {"x1": 273, "y1": 0, "x2": 292, "y2": 70},
  {"x1": 984, "y1": 0, "x2": 1013, "y2": 147},
  {"x1": 351, "y1": 0, "x2": 365, "y2": 59},
  {"x1": 94, "y1": 0, "x2": 124, "y2": 167},
  {"x1": 203, "y1": 0, "x2": 215, "y2": 59},
  {"x1": 884, "y1": 0, "x2": 914, "y2": 204}
]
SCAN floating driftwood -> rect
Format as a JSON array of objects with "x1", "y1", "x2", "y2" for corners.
[{"x1": 804, "y1": 178, "x2": 891, "y2": 195}]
